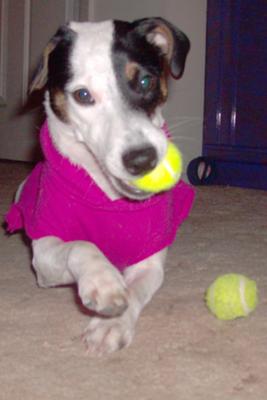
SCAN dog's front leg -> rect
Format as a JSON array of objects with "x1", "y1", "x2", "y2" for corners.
[
  {"x1": 83, "y1": 249, "x2": 166, "y2": 354},
  {"x1": 32, "y1": 237, "x2": 128, "y2": 317}
]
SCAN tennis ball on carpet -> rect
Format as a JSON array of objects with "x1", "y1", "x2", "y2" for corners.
[
  {"x1": 205, "y1": 273, "x2": 258, "y2": 320},
  {"x1": 132, "y1": 142, "x2": 182, "y2": 193}
]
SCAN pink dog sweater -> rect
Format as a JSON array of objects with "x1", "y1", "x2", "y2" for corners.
[{"x1": 6, "y1": 121, "x2": 195, "y2": 271}]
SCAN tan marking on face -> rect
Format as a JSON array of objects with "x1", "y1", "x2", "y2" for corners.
[
  {"x1": 125, "y1": 62, "x2": 138, "y2": 81},
  {"x1": 159, "y1": 62, "x2": 169, "y2": 103},
  {"x1": 51, "y1": 89, "x2": 69, "y2": 122},
  {"x1": 160, "y1": 76, "x2": 168, "y2": 100}
]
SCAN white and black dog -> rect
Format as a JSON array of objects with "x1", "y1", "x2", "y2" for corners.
[{"x1": 6, "y1": 18, "x2": 193, "y2": 354}]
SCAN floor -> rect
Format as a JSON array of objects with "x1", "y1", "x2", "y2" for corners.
[{"x1": 1, "y1": 161, "x2": 267, "y2": 400}]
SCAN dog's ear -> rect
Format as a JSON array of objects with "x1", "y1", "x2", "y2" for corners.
[
  {"x1": 134, "y1": 17, "x2": 190, "y2": 79},
  {"x1": 29, "y1": 25, "x2": 73, "y2": 93}
]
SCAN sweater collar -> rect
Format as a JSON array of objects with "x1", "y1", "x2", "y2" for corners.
[{"x1": 39, "y1": 120, "x2": 165, "y2": 210}]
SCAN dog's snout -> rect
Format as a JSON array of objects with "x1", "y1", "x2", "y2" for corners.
[{"x1": 122, "y1": 145, "x2": 158, "y2": 176}]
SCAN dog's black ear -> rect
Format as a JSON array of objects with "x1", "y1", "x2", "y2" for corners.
[
  {"x1": 133, "y1": 17, "x2": 190, "y2": 79},
  {"x1": 29, "y1": 24, "x2": 74, "y2": 93}
]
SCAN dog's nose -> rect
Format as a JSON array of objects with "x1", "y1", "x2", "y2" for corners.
[{"x1": 122, "y1": 145, "x2": 158, "y2": 176}]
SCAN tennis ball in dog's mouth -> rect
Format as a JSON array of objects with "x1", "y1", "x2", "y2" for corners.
[
  {"x1": 132, "y1": 142, "x2": 182, "y2": 193},
  {"x1": 205, "y1": 274, "x2": 258, "y2": 320}
]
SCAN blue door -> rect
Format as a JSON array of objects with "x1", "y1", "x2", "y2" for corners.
[{"x1": 202, "y1": 0, "x2": 267, "y2": 189}]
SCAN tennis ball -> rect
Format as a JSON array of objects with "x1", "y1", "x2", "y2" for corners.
[
  {"x1": 132, "y1": 142, "x2": 182, "y2": 193},
  {"x1": 205, "y1": 274, "x2": 258, "y2": 320}
]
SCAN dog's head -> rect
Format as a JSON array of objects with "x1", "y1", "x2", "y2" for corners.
[{"x1": 31, "y1": 18, "x2": 189, "y2": 199}]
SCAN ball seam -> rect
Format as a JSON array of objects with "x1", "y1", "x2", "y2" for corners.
[{"x1": 162, "y1": 159, "x2": 176, "y2": 179}]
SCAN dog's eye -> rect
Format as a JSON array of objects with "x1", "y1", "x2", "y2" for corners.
[
  {"x1": 73, "y1": 88, "x2": 95, "y2": 105},
  {"x1": 139, "y1": 75, "x2": 156, "y2": 93}
]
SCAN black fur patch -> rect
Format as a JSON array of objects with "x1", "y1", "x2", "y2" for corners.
[
  {"x1": 112, "y1": 20, "x2": 166, "y2": 115},
  {"x1": 112, "y1": 18, "x2": 190, "y2": 116},
  {"x1": 48, "y1": 26, "x2": 76, "y2": 121}
]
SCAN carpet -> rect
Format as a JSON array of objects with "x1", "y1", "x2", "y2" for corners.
[{"x1": 1, "y1": 161, "x2": 267, "y2": 400}]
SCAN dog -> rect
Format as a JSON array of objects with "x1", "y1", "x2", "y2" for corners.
[{"x1": 6, "y1": 18, "x2": 194, "y2": 354}]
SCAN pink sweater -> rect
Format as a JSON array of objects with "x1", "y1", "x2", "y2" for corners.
[{"x1": 6, "y1": 121, "x2": 195, "y2": 271}]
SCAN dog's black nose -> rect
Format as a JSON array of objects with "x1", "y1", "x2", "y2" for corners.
[{"x1": 122, "y1": 145, "x2": 158, "y2": 176}]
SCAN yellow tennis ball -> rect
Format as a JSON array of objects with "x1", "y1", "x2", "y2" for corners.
[
  {"x1": 132, "y1": 142, "x2": 183, "y2": 193},
  {"x1": 205, "y1": 274, "x2": 258, "y2": 320}
]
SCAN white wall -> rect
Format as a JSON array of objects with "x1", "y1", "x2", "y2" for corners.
[{"x1": 90, "y1": 0, "x2": 207, "y2": 177}]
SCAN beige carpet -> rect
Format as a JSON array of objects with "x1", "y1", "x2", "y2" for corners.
[{"x1": 1, "y1": 161, "x2": 267, "y2": 400}]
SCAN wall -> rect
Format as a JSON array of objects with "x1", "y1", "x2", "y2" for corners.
[{"x1": 90, "y1": 0, "x2": 207, "y2": 175}]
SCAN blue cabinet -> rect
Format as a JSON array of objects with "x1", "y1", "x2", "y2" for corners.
[{"x1": 201, "y1": 0, "x2": 267, "y2": 189}]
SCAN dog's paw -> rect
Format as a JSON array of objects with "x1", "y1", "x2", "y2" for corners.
[
  {"x1": 83, "y1": 315, "x2": 135, "y2": 355},
  {"x1": 78, "y1": 267, "x2": 128, "y2": 317}
]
